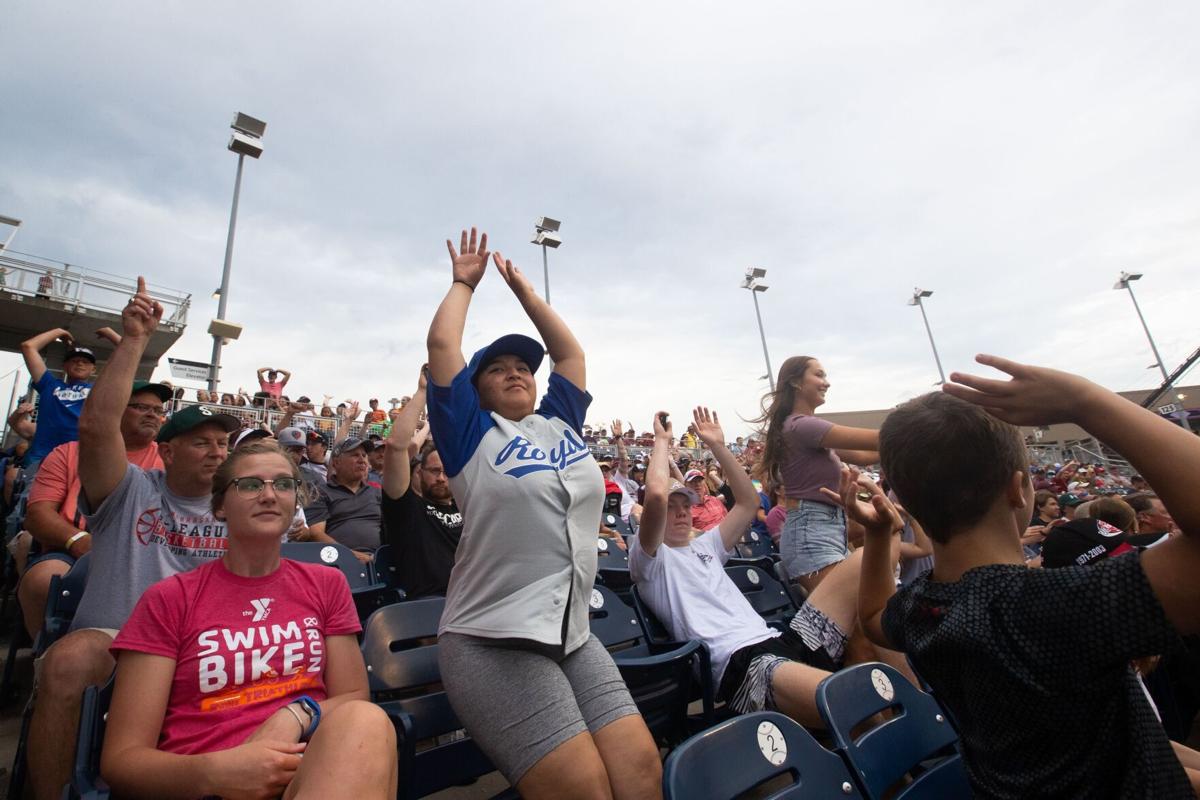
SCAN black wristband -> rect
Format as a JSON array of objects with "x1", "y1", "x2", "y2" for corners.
[{"x1": 453, "y1": 280, "x2": 475, "y2": 292}]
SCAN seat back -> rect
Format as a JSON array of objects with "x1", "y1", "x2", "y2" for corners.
[
  {"x1": 630, "y1": 584, "x2": 673, "y2": 645},
  {"x1": 359, "y1": 599, "x2": 496, "y2": 799},
  {"x1": 602, "y1": 512, "x2": 634, "y2": 538},
  {"x1": 67, "y1": 675, "x2": 114, "y2": 799},
  {"x1": 736, "y1": 530, "x2": 775, "y2": 560},
  {"x1": 281, "y1": 541, "x2": 376, "y2": 590},
  {"x1": 663, "y1": 711, "x2": 860, "y2": 799},
  {"x1": 372, "y1": 543, "x2": 402, "y2": 591},
  {"x1": 589, "y1": 585, "x2": 703, "y2": 748},
  {"x1": 815, "y1": 662, "x2": 968, "y2": 800},
  {"x1": 724, "y1": 564, "x2": 797, "y2": 628},
  {"x1": 39, "y1": 552, "x2": 93, "y2": 654}
]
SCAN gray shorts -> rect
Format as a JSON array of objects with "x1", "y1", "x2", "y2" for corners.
[
  {"x1": 780, "y1": 500, "x2": 849, "y2": 578},
  {"x1": 438, "y1": 632, "x2": 639, "y2": 785}
]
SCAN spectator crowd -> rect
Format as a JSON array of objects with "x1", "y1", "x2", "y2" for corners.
[{"x1": 1, "y1": 237, "x2": 1198, "y2": 799}]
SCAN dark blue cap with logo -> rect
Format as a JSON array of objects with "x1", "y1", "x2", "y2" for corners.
[{"x1": 466, "y1": 333, "x2": 545, "y2": 385}]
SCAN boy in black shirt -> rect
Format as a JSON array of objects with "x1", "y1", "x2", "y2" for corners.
[{"x1": 842, "y1": 355, "x2": 1200, "y2": 799}]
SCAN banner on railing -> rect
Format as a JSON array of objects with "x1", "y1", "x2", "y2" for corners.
[{"x1": 168, "y1": 358, "x2": 213, "y2": 383}]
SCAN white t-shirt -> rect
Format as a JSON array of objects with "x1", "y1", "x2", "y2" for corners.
[{"x1": 629, "y1": 527, "x2": 778, "y2": 688}]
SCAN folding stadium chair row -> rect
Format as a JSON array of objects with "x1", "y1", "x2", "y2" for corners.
[{"x1": 663, "y1": 664, "x2": 970, "y2": 799}]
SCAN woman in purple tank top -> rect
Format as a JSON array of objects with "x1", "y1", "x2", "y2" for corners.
[{"x1": 755, "y1": 356, "x2": 881, "y2": 591}]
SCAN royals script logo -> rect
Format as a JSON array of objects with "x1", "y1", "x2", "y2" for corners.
[{"x1": 494, "y1": 428, "x2": 591, "y2": 478}]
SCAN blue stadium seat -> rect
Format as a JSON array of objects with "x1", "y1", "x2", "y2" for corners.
[
  {"x1": 64, "y1": 675, "x2": 114, "y2": 799},
  {"x1": 371, "y1": 543, "x2": 402, "y2": 592},
  {"x1": 595, "y1": 536, "x2": 633, "y2": 596},
  {"x1": 360, "y1": 598, "x2": 507, "y2": 799},
  {"x1": 662, "y1": 711, "x2": 861, "y2": 799},
  {"x1": 736, "y1": 530, "x2": 775, "y2": 560},
  {"x1": 281, "y1": 542, "x2": 401, "y2": 619},
  {"x1": 815, "y1": 662, "x2": 970, "y2": 800},
  {"x1": 724, "y1": 564, "x2": 797, "y2": 631},
  {"x1": 602, "y1": 511, "x2": 634, "y2": 538},
  {"x1": 37, "y1": 551, "x2": 92, "y2": 654},
  {"x1": 588, "y1": 584, "x2": 711, "y2": 745}
]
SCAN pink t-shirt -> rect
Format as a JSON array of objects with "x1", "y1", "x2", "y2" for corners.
[
  {"x1": 765, "y1": 505, "x2": 787, "y2": 544},
  {"x1": 779, "y1": 414, "x2": 842, "y2": 503},
  {"x1": 111, "y1": 558, "x2": 360, "y2": 755},
  {"x1": 260, "y1": 380, "x2": 285, "y2": 399}
]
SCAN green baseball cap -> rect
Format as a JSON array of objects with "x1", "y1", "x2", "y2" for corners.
[
  {"x1": 156, "y1": 404, "x2": 241, "y2": 442},
  {"x1": 131, "y1": 381, "x2": 173, "y2": 403}
]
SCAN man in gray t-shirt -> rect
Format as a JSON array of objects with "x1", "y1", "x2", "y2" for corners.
[{"x1": 26, "y1": 278, "x2": 241, "y2": 800}]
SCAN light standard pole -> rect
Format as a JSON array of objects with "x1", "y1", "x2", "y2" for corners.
[
  {"x1": 908, "y1": 287, "x2": 946, "y2": 385},
  {"x1": 740, "y1": 268, "x2": 774, "y2": 391},
  {"x1": 207, "y1": 113, "x2": 265, "y2": 394},
  {"x1": 531, "y1": 217, "x2": 562, "y2": 303},
  {"x1": 1113, "y1": 271, "x2": 1169, "y2": 383}
]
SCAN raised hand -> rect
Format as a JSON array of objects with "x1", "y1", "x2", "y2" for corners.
[
  {"x1": 94, "y1": 326, "x2": 121, "y2": 345},
  {"x1": 121, "y1": 276, "x2": 164, "y2": 339},
  {"x1": 611, "y1": 419, "x2": 623, "y2": 438},
  {"x1": 942, "y1": 354, "x2": 1099, "y2": 427},
  {"x1": 691, "y1": 406, "x2": 724, "y2": 448},
  {"x1": 492, "y1": 252, "x2": 537, "y2": 299},
  {"x1": 344, "y1": 401, "x2": 361, "y2": 421},
  {"x1": 653, "y1": 411, "x2": 673, "y2": 440},
  {"x1": 446, "y1": 227, "x2": 489, "y2": 289},
  {"x1": 821, "y1": 466, "x2": 902, "y2": 537}
]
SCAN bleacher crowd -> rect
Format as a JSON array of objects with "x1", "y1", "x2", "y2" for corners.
[{"x1": 1, "y1": 233, "x2": 1198, "y2": 799}]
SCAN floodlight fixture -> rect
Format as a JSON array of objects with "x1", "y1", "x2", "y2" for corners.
[
  {"x1": 211, "y1": 287, "x2": 222, "y2": 299},
  {"x1": 209, "y1": 112, "x2": 265, "y2": 391},
  {"x1": 740, "y1": 267, "x2": 774, "y2": 391},
  {"x1": 207, "y1": 319, "x2": 243, "y2": 341},
  {"x1": 1113, "y1": 270, "x2": 1169, "y2": 384},
  {"x1": 531, "y1": 216, "x2": 563, "y2": 304},
  {"x1": 907, "y1": 286, "x2": 946, "y2": 384},
  {"x1": 532, "y1": 230, "x2": 562, "y2": 249}
]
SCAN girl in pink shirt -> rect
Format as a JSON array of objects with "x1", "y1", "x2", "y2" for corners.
[{"x1": 102, "y1": 441, "x2": 397, "y2": 799}]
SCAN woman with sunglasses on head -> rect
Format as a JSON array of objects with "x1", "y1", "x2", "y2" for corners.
[
  {"x1": 100, "y1": 441, "x2": 397, "y2": 799},
  {"x1": 425, "y1": 228, "x2": 661, "y2": 799},
  {"x1": 755, "y1": 356, "x2": 880, "y2": 592}
]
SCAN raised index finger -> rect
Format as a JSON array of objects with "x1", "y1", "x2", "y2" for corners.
[{"x1": 136, "y1": 276, "x2": 147, "y2": 295}]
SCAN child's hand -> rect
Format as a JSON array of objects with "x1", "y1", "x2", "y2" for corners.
[
  {"x1": 821, "y1": 466, "x2": 902, "y2": 537},
  {"x1": 942, "y1": 354, "x2": 1101, "y2": 426}
]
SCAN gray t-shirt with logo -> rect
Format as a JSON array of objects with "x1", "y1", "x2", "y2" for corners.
[{"x1": 71, "y1": 464, "x2": 226, "y2": 631}]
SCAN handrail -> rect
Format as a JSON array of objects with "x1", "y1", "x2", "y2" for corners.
[{"x1": 0, "y1": 249, "x2": 190, "y2": 328}]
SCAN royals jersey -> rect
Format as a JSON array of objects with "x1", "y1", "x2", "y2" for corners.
[{"x1": 428, "y1": 368, "x2": 602, "y2": 653}]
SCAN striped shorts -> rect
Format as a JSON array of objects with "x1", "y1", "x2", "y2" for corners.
[{"x1": 719, "y1": 603, "x2": 848, "y2": 715}]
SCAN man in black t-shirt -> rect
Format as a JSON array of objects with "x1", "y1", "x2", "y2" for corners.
[{"x1": 380, "y1": 368, "x2": 463, "y2": 597}]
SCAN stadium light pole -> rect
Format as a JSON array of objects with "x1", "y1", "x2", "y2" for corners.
[
  {"x1": 740, "y1": 268, "x2": 774, "y2": 392},
  {"x1": 531, "y1": 217, "x2": 562, "y2": 304},
  {"x1": 908, "y1": 287, "x2": 946, "y2": 385},
  {"x1": 207, "y1": 112, "x2": 266, "y2": 393},
  {"x1": 1113, "y1": 271, "x2": 1169, "y2": 383}
]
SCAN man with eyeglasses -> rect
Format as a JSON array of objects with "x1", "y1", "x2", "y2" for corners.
[
  {"x1": 15, "y1": 381, "x2": 171, "y2": 642},
  {"x1": 303, "y1": 437, "x2": 382, "y2": 560},
  {"x1": 26, "y1": 278, "x2": 242, "y2": 800},
  {"x1": 380, "y1": 369, "x2": 463, "y2": 598}
]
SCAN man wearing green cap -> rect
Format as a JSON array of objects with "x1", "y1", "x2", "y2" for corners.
[{"x1": 26, "y1": 278, "x2": 241, "y2": 800}]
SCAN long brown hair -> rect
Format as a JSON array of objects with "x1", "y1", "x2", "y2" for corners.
[{"x1": 752, "y1": 356, "x2": 817, "y2": 486}]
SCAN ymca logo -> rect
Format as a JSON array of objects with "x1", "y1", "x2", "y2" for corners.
[
  {"x1": 494, "y1": 428, "x2": 592, "y2": 478},
  {"x1": 243, "y1": 598, "x2": 274, "y2": 621}
]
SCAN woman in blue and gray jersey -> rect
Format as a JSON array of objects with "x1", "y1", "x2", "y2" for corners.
[{"x1": 424, "y1": 228, "x2": 662, "y2": 799}]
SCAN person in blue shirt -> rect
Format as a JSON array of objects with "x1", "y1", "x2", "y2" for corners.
[
  {"x1": 20, "y1": 326, "x2": 118, "y2": 471},
  {"x1": 425, "y1": 227, "x2": 661, "y2": 800}
]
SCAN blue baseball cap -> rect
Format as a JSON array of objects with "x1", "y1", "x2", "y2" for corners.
[{"x1": 466, "y1": 334, "x2": 545, "y2": 385}]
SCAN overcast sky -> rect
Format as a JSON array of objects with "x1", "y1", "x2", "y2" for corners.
[{"x1": 4, "y1": 2, "x2": 1199, "y2": 436}]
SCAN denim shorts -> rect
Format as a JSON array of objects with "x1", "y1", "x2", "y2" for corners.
[{"x1": 779, "y1": 500, "x2": 848, "y2": 578}]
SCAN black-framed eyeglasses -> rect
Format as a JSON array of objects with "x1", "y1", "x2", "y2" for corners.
[
  {"x1": 127, "y1": 402, "x2": 166, "y2": 415},
  {"x1": 226, "y1": 477, "x2": 299, "y2": 497}
]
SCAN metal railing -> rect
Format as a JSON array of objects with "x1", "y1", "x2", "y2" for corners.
[{"x1": 0, "y1": 249, "x2": 190, "y2": 329}]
